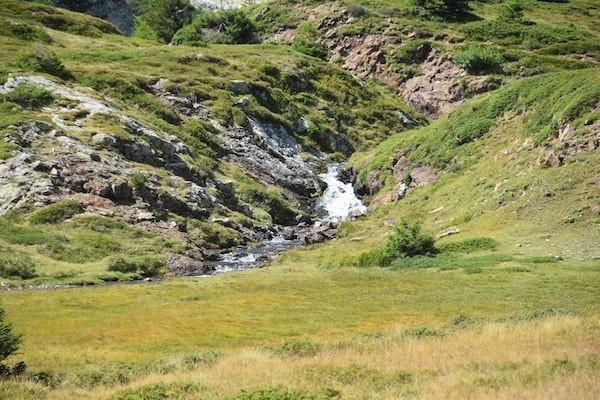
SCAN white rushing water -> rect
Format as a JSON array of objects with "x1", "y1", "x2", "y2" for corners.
[{"x1": 318, "y1": 164, "x2": 366, "y2": 222}]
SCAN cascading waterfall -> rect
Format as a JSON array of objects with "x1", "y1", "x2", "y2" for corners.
[{"x1": 317, "y1": 163, "x2": 366, "y2": 222}]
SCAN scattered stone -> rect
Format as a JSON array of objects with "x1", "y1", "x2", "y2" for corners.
[
  {"x1": 166, "y1": 253, "x2": 207, "y2": 276},
  {"x1": 437, "y1": 227, "x2": 460, "y2": 239},
  {"x1": 91, "y1": 133, "x2": 117, "y2": 146},
  {"x1": 409, "y1": 166, "x2": 437, "y2": 187},
  {"x1": 392, "y1": 156, "x2": 409, "y2": 180},
  {"x1": 392, "y1": 182, "x2": 408, "y2": 201},
  {"x1": 542, "y1": 151, "x2": 564, "y2": 168},
  {"x1": 230, "y1": 80, "x2": 251, "y2": 94},
  {"x1": 136, "y1": 212, "x2": 155, "y2": 222}
]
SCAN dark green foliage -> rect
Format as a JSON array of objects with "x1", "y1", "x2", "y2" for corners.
[
  {"x1": 383, "y1": 221, "x2": 436, "y2": 259},
  {"x1": 292, "y1": 23, "x2": 328, "y2": 59},
  {"x1": 134, "y1": 0, "x2": 194, "y2": 43},
  {"x1": 358, "y1": 221, "x2": 436, "y2": 267},
  {"x1": 172, "y1": 9, "x2": 256, "y2": 45},
  {"x1": 1, "y1": 84, "x2": 54, "y2": 109},
  {"x1": 0, "y1": 306, "x2": 22, "y2": 369},
  {"x1": 108, "y1": 256, "x2": 166, "y2": 277},
  {"x1": 0, "y1": 254, "x2": 37, "y2": 279},
  {"x1": 11, "y1": 48, "x2": 71, "y2": 79},
  {"x1": 407, "y1": 0, "x2": 470, "y2": 18},
  {"x1": 0, "y1": 19, "x2": 52, "y2": 42},
  {"x1": 267, "y1": 340, "x2": 321, "y2": 357},
  {"x1": 230, "y1": 387, "x2": 340, "y2": 400},
  {"x1": 454, "y1": 45, "x2": 505, "y2": 74},
  {"x1": 29, "y1": 200, "x2": 83, "y2": 225}
]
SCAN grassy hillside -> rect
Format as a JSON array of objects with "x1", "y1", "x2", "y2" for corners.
[{"x1": 0, "y1": 0, "x2": 598, "y2": 399}]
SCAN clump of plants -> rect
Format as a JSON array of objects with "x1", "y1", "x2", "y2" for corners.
[
  {"x1": 292, "y1": 22, "x2": 328, "y2": 59},
  {"x1": 358, "y1": 220, "x2": 436, "y2": 267},
  {"x1": 134, "y1": 0, "x2": 194, "y2": 43},
  {"x1": 0, "y1": 254, "x2": 37, "y2": 280},
  {"x1": 107, "y1": 256, "x2": 166, "y2": 278},
  {"x1": 172, "y1": 8, "x2": 256, "y2": 45},
  {"x1": 453, "y1": 45, "x2": 505, "y2": 74},
  {"x1": 11, "y1": 48, "x2": 71, "y2": 79}
]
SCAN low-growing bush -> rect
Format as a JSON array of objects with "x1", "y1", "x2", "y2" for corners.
[
  {"x1": 0, "y1": 254, "x2": 37, "y2": 279},
  {"x1": 230, "y1": 386, "x2": 340, "y2": 400},
  {"x1": 134, "y1": 0, "x2": 194, "y2": 43},
  {"x1": 453, "y1": 45, "x2": 505, "y2": 74},
  {"x1": 1, "y1": 84, "x2": 54, "y2": 109},
  {"x1": 29, "y1": 200, "x2": 83, "y2": 225},
  {"x1": 108, "y1": 256, "x2": 166, "y2": 277},
  {"x1": 292, "y1": 23, "x2": 328, "y2": 59},
  {"x1": 11, "y1": 48, "x2": 71, "y2": 79},
  {"x1": 266, "y1": 340, "x2": 321, "y2": 357}
]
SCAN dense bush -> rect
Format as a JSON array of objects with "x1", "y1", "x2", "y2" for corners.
[
  {"x1": 383, "y1": 221, "x2": 437, "y2": 258},
  {"x1": 11, "y1": 48, "x2": 71, "y2": 79},
  {"x1": 1, "y1": 84, "x2": 54, "y2": 109},
  {"x1": 453, "y1": 45, "x2": 505, "y2": 74},
  {"x1": 359, "y1": 221, "x2": 436, "y2": 267},
  {"x1": 0, "y1": 254, "x2": 37, "y2": 280},
  {"x1": 407, "y1": 0, "x2": 469, "y2": 18},
  {"x1": 172, "y1": 9, "x2": 256, "y2": 45},
  {"x1": 292, "y1": 23, "x2": 328, "y2": 59},
  {"x1": 29, "y1": 200, "x2": 83, "y2": 225},
  {"x1": 134, "y1": 0, "x2": 194, "y2": 43}
]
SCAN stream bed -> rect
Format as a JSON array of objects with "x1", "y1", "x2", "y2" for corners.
[{"x1": 205, "y1": 163, "x2": 366, "y2": 274}]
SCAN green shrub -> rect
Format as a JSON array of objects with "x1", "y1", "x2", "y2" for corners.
[
  {"x1": 292, "y1": 23, "x2": 328, "y2": 59},
  {"x1": 0, "y1": 255, "x2": 37, "y2": 279},
  {"x1": 453, "y1": 45, "x2": 505, "y2": 74},
  {"x1": 134, "y1": 0, "x2": 194, "y2": 43},
  {"x1": 407, "y1": 0, "x2": 469, "y2": 18},
  {"x1": 108, "y1": 256, "x2": 166, "y2": 277},
  {"x1": 383, "y1": 221, "x2": 437, "y2": 259},
  {"x1": 172, "y1": 9, "x2": 256, "y2": 45},
  {"x1": 11, "y1": 48, "x2": 71, "y2": 79},
  {"x1": 1, "y1": 84, "x2": 54, "y2": 109},
  {"x1": 29, "y1": 200, "x2": 83, "y2": 225}
]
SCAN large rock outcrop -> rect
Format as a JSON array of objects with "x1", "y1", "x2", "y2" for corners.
[{"x1": 50, "y1": 0, "x2": 134, "y2": 35}]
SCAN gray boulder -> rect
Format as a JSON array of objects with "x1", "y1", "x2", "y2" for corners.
[{"x1": 50, "y1": 0, "x2": 134, "y2": 35}]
